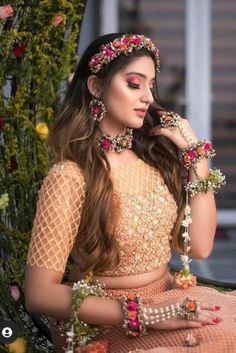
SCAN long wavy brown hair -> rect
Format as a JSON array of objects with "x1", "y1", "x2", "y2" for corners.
[{"x1": 49, "y1": 33, "x2": 185, "y2": 274}]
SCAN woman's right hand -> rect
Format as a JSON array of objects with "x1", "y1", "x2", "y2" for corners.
[{"x1": 144, "y1": 297, "x2": 222, "y2": 330}]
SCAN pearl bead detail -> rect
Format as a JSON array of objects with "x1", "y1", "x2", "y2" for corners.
[{"x1": 143, "y1": 303, "x2": 181, "y2": 325}]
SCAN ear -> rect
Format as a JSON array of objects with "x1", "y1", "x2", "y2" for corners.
[{"x1": 87, "y1": 75, "x2": 102, "y2": 98}]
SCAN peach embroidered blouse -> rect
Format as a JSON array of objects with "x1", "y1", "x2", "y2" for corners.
[{"x1": 27, "y1": 159, "x2": 177, "y2": 276}]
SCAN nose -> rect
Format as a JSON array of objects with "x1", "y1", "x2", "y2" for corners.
[{"x1": 141, "y1": 87, "x2": 154, "y2": 105}]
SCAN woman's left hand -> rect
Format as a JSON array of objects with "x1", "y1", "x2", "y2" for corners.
[{"x1": 148, "y1": 110, "x2": 198, "y2": 151}]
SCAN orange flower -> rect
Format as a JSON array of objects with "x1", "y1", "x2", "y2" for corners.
[
  {"x1": 174, "y1": 272, "x2": 197, "y2": 289},
  {"x1": 128, "y1": 310, "x2": 137, "y2": 320},
  {"x1": 196, "y1": 146, "x2": 204, "y2": 155},
  {"x1": 120, "y1": 43, "x2": 128, "y2": 50},
  {"x1": 85, "y1": 340, "x2": 109, "y2": 353},
  {"x1": 113, "y1": 39, "x2": 121, "y2": 48},
  {"x1": 186, "y1": 301, "x2": 197, "y2": 311}
]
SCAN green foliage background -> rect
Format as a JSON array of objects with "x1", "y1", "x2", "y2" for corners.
[{"x1": 0, "y1": 1, "x2": 87, "y2": 352}]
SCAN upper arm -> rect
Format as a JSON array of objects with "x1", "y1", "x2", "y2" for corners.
[{"x1": 26, "y1": 162, "x2": 85, "y2": 274}]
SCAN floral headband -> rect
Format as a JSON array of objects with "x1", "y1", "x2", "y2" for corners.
[{"x1": 89, "y1": 34, "x2": 160, "y2": 74}]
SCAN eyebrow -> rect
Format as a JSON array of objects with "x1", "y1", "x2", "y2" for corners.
[{"x1": 125, "y1": 71, "x2": 155, "y2": 82}]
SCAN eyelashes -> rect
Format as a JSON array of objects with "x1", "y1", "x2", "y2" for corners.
[
  {"x1": 127, "y1": 82, "x2": 154, "y2": 93},
  {"x1": 127, "y1": 82, "x2": 140, "y2": 89}
]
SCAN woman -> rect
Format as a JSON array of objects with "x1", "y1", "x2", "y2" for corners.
[{"x1": 25, "y1": 33, "x2": 236, "y2": 353}]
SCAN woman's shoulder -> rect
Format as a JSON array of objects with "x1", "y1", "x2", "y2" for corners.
[{"x1": 45, "y1": 159, "x2": 85, "y2": 184}]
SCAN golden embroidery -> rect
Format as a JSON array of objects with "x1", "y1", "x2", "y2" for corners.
[{"x1": 27, "y1": 159, "x2": 177, "y2": 276}]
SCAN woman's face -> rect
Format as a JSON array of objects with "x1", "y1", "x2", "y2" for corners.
[{"x1": 100, "y1": 55, "x2": 156, "y2": 133}]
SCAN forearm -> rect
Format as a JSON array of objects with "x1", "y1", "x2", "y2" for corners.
[
  {"x1": 25, "y1": 278, "x2": 123, "y2": 325},
  {"x1": 188, "y1": 159, "x2": 217, "y2": 258},
  {"x1": 25, "y1": 282, "x2": 74, "y2": 319}
]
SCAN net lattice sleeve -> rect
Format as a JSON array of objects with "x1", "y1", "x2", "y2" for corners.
[{"x1": 27, "y1": 161, "x2": 85, "y2": 273}]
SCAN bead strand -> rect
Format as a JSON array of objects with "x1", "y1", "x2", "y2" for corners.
[
  {"x1": 176, "y1": 120, "x2": 197, "y2": 146},
  {"x1": 143, "y1": 303, "x2": 181, "y2": 325}
]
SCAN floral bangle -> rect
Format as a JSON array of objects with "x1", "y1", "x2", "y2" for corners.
[
  {"x1": 121, "y1": 293, "x2": 147, "y2": 337},
  {"x1": 65, "y1": 272, "x2": 105, "y2": 351},
  {"x1": 180, "y1": 140, "x2": 215, "y2": 169},
  {"x1": 185, "y1": 168, "x2": 226, "y2": 197}
]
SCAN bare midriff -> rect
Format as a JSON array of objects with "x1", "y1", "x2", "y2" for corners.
[{"x1": 68, "y1": 263, "x2": 172, "y2": 289}]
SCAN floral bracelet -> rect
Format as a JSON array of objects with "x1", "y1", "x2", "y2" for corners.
[
  {"x1": 185, "y1": 168, "x2": 226, "y2": 197},
  {"x1": 180, "y1": 140, "x2": 215, "y2": 169},
  {"x1": 65, "y1": 272, "x2": 105, "y2": 351},
  {"x1": 120, "y1": 293, "x2": 147, "y2": 337}
]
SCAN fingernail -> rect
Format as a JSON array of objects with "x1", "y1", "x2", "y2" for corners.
[
  {"x1": 212, "y1": 317, "x2": 223, "y2": 324},
  {"x1": 214, "y1": 305, "x2": 221, "y2": 311}
]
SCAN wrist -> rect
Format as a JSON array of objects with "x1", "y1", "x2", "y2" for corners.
[
  {"x1": 188, "y1": 159, "x2": 210, "y2": 181},
  {"x1": 185, "y1": 168, "x2": 226, "y2": 197}
]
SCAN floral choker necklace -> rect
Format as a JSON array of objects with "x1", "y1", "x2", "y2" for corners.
[{"x1": 98, "y1": 128, "x2": 133, "y2": 153}]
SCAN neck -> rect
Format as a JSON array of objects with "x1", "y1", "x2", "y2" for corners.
[{"x1": 99, "y1": 117, "x2": 126, "y2": 137}]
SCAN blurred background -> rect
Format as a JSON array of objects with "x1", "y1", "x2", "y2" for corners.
[{"x1": 79, "y1": 0, "x2": 236, "y2": 285}]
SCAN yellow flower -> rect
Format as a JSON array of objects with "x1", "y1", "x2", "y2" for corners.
[
  {"x1": 5, "y1": 337, "x2": 26, "y2": 353},
  {"x1": 36, "y1": 122, "x2": 49, "y2": 140},
  {"x1": 0, "y1": 193, "x2": 9, "y2": 209}
]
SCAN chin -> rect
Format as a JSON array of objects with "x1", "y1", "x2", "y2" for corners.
[{"x1": 129, "y1": 119, "x2": 144, "y2": 129}]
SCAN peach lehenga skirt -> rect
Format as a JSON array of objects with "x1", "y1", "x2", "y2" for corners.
[{"x1": 50, "y1": 271, "x2": 236, "y2": 353}]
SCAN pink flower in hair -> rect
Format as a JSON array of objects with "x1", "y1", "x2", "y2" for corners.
[
  {"x1": 122, "y1": 36, "x2": 131, "y2": 45},
  {"x1": 103, "y1": 46, "x2": 114, "y2": 57},
  {"x1": 133, "y1": 36, "x2": 142, "y2": 45},
  {"x1": 91, "y1": 56, "x2": 100, "y2": 66},
  {"x1": 0, "y1": 5, "x2": 13, "y2": 19},
  {"x1": 89, "y1": 34, "x2": 160, "y2": 74}
]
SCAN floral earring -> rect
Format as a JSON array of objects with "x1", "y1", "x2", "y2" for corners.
[{"x1": 89, "y1": 95, "x2": 107, "y2": 122}]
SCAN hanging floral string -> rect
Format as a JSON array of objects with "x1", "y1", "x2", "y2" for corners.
[{"x1": 160, "y1": 111, "x2": 226, "y2": 289}]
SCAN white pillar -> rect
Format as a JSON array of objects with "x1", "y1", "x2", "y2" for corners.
[
  {"x1": 100, "y1": 0, "x2": 119, "y2": 35},
  {"x1": 185, "y1": 0, "x2": 212, "y2": 140}
]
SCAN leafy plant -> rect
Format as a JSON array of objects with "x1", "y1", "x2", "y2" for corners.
[{"x1": 0, "y1": 1, "x2": 87, "y2": 352}]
